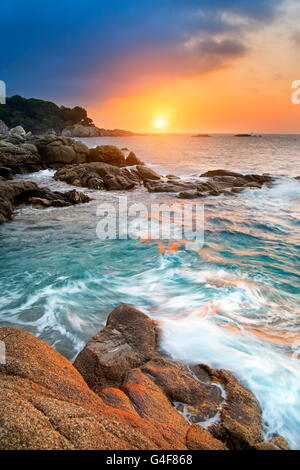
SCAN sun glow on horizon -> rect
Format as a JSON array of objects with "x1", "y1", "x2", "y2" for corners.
[{"x1": 152, "y1": 115, "x2": 169, "y2": 131}]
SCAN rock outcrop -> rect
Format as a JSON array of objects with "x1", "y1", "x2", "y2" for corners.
[
  {"x1": 125, "y1": 151, "x2": 144, "y2": 166},
  {"x1": 62, "y1": 124, "x2": 134, "y2": 138},
  {"x1": 54, "y1": 162, "x2": 274, "y2": 198},
  {"x1": 0, "y1": 305, "x2": 289, "y2": 450},
  {"x1": 88, "y1": 145, "x2": 126, "y2": 167},
  {"x1": 0, "y1": 179, "x2": 91, "y2": 224},
  {"x1": 54, "y1": 162, "x2": 140, "y2": 190},
  {"x1": 74, "y1": 305, "x2": 277, "y2": 451},
  {"x1": 34, "y1": 136, "x2": 89, "y2": 167},
  {"x1": 0, "y1": 140, "x2": 42, "y2": 174}
]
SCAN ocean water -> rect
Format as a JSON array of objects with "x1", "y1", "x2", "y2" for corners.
[{"x1": 0, "y1": 134, "x2": 300, "y2": 447}]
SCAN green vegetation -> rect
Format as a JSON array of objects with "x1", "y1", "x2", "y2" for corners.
[{"x1": 0, "y1": 95, "x2": 93, "y2": 133}]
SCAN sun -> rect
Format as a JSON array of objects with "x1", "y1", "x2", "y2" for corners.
[{"x1": 152, "y1": 115, "x2": 169, "y2": 131}]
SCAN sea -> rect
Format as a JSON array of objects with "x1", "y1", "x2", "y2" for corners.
[{"x1": 0, "y1": 134, "x2": 299, "y2": 447}]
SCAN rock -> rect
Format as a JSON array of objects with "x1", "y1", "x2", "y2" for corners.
[
  {"x1": 125, "y1": 152, "x2": 144, "y2": 166},
  {"x1": 9, "y1": 125, "x2": 26, "y2": 137},
  {"x1": 121, "y1": 147, "x2": 129, "y2": 151},
  {"x1": 62, "y1": 124, "x2": 101, "y2": 138},
  {"x1": 0, "y1": 120, "x2": 9, "y2": 136},
  {"x1": 185, "y1": 425, "x2": 227, "y2": 450},
  {"x1": 62, "y1": 124, "x2": 135, "y2": 138},
  {"x1": 207, "y1": 368, "x2": 263, "y2": 449},
  {"x1": 28, "y1": 197, "x2": 53, "y2": 207},
  {"x1": 74, "y1": 304, "x2": 281, "y2": 451},
  {"x1": 55, "y1": 162, "x2": 139, "y2": 191},
  {"x1": 0, "y1": 139, "x2": 42, "y2": 174},
  {"x1": 0, "y1": 166, "x2": 13, "y2": 180},
  {"x1": 146, "y1": 182, "x2": 191, "y2": 193},
  {"x1": 88, "y1": 145, "x2": 126, "y2": 167},
  {"x1": 74, "y1": 305, "x2": 159, "y2": 390},
  {"x1": 177, "y1": 190, "x2": 200, "y2": 199},
  {"x1": 0, "y1": 306, "x2": 289, "y2": 450},
  {"x1": 243, "y1": 182, "x2": 262, "y2": 189},
  {"x1": 0, "y1": 179, "x2": 91, "y2": 223},
  {"x1": 136, "y1": 165, "x2": 161, "y2": 181},
  {"x1": 35, "y1": 136, "x2": 88, "y2": 166},
  {"x1": 0, "y1": 325, "x2": 200, "y2": 450},
  {"x1": 254, "y1": 442, "x2": 280, "y2": 451},
  {"x1": 201, "y1": 169, "x2": 244, "y2": 178},
  {"x1": 270, "y1": 436, "x2": 290, "y2": 450}
]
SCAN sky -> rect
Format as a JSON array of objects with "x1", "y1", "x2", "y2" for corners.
[{"x1": 1, "y1": 0, "x2": 300, "y2": 133}]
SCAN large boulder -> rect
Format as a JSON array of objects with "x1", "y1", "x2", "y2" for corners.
[
  {"x1": 34, "y1": 136, "x2": 89, "y2": 167},
  {"x1": 9, "y1": 125, "x2": 26, "y2": 137},
  {"x1": 0, "y1": 324, "x2": 221, "y2": 450},
  {"x1": 88, "y1": 145, "x2": 126, "y2": 167},
  {"x1": 0, "y1": 140, "x2": 42, "y2": 174},
  {"x1": 74, "y1": 304, "x2": 282, "y2": 451},
  {"x1": 0, "y1": 305, "x2": 289, "y2": 450}
]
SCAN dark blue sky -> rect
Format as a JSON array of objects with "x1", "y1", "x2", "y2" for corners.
[{"x1": 0, "y1": 0, "x2": 283, "y2": 107}]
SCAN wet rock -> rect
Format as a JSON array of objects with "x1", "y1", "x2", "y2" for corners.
[
  {"x1": 136, "y1": 165, "x2": 161, "y2": 181},
  {"x1": 55, "y1": 162, "x2": 138, "y2": 191},
  {"x1": 254, "y1": 442, "x2": 280, "y2": 451},
  {"x1": 201, "y1": 169, "x2": 244, "y2": 178},
  {"x1": 0, "y1": 179, "x2": 91, "y2": 223},
  {"x1": 207, "y1": 369, "x2": 264, "y2": 449},
  {"x1": 74, "y1": 305, "x2": 279, "y2": 451},
  {"x1": 146, "y1": 182, "x2": 192, "y2": 193},
  {"x1": 125, "y1": 151, "x2": 144, "y2": 166},
  {"x1": 74, "y1": 305, "x2": 159, "y2": 390},
  {"x1": 0, "y1": 166, "x2": 13, "y2": 180},
  {"x1": 0, "y1": 306, "x2": 289, "y2": 450},
  {"x1": 88, "y1": 145, "x2": 126, "y2": 167},
  {"x1": 186, "y1": 425, "x2": 228, "y2": 450},
  {"x1": 166, "y1": 174, "x2": 180, "y2": 179},
  {"x1": 270, "y1": 435, "x2": 290, "y2": 450},
  {"x1": 177, "y1": 190, "x2": 200, "y2": 199}
]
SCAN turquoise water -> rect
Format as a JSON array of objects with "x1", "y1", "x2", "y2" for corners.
[{"x1": 0, "y1": 135, "x2": 300, "y2": 447}]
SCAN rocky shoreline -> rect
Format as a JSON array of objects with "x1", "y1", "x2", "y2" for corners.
[
  {"x1": 0, "y1": 124, "x2": 296, "y2": 450},
  {"x1": 1, "y1": 122, "x2": 294, "y2": 225},
  {"x1": 0, "y1": 305, "x2": 290, "y2": 450}
]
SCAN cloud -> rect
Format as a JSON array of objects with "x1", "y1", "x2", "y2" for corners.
[{"x1": 0, "y1": 0, "x2": 284, "y2": 104}]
